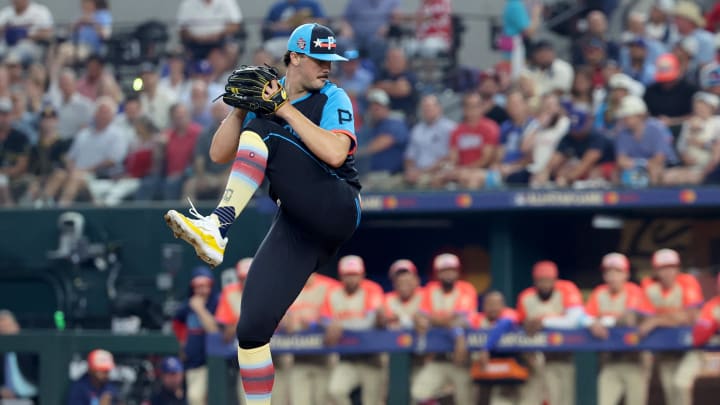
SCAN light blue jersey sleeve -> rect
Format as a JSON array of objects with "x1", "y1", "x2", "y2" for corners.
[{"x1": 320, "y1": 83, "x2": 357, "y2": 153}]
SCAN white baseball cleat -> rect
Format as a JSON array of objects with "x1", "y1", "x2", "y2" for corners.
[{"x1": 164, "y1": 201, "x2": 227, "y2": 268}]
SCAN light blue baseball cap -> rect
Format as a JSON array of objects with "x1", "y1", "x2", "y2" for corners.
[{"x1": 287, "y1": 23, "x2": 348, "y2": 62}]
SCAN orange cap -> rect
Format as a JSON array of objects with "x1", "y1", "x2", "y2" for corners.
[
  {"x1": 601, "y1": 252, "x2": 630, "y2": 273},
  {"x1": 533, "y1": 261, "x2": 558, "y2": 279},
  {"x1": 88, "y1": 349, "x2": 115, "y2": 372},
  {"x1": 652, "y1": 248, "x2": 681, "y2": 268},
  {"x1": 236, "y1": 257, "x2": 253, "y2": 280},
  {"x1": 338, "y1": 255, "x2": 365, "y2": 276},
  {"x1": 433, "y1": 253, "x2": 461, "y2": 272},
  {"x1": 389, "y1": 259, "x2": 417, "y2": 279},
  {"x1": 655, "y1": 53, "x2": 680, "y2": 83}
]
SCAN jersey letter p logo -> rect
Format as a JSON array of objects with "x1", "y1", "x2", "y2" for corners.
[{"x1": 337, "y1": 109, "x2": 352, "y2": 125}]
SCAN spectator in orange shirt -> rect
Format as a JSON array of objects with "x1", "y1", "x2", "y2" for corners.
[
  {"x1": 215, "y1": 257, "x2": 252, "y2": 341},
  {"x1": 411, "y1": 253, "x2": 477, "y2": 405},
  {"x1": 638, "y1": 248, "x2": 704, "y2": 405},
  {"x1": 380, "y1": 259, "x2": 425, "y2": 330},
  {"x1": 516, "y1": 260, "x2": 585, "y2": 405},
  {"x1": 282, "y1": 273, "x2": 340, "y2": 405},
  {"x1": 323, "y1": 255, "x2": 385, "y2": 405},
  {"x1": 377, "y1": 259, "x2": 426, "y2": 396},
  {"x1": 471, "y1": 291, "x2": 522, "y2": 405},
  {"x1": 585, "y1": 253, "x2": 653, "y2": 405}
]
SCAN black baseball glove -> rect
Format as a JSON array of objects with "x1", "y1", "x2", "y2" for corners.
[{"x1": 219, "y1": 65, "x2": 288, "y2": 115}]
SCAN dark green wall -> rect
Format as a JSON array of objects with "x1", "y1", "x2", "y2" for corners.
[{"x1": 0, "y1": 203, "x2": 273, "y2": 327}]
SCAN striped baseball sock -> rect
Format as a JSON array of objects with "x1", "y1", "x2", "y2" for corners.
[
  {"x1": 237, "y1": 344, "x2": 274, "y2": 405},
  {"x1": 211, "y1": 130, "x2": 268, "y2": 238}
]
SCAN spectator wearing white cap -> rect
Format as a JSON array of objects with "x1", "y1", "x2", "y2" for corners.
[
  {"x1": 593, "y1": 73, "x2": 641, "y2": 136},
  {"x1": 615, "y1": 95, "x2": 678, "y2": 186},
  {"x1": 664, "y1": 92, "x2": 720, "y2": 184},
  {"x1": 671, "y1": 1, "x2": 715, "y2": 68},
  {"x1": 323, "y1": 255, "x2": 385, "y2": 405},
  {"x1": 66, "y1": 349, "x2": 119, "y2": 405}
]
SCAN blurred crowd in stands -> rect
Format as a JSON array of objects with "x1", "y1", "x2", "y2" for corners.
[{"x1": 4, "y1": 0, "x2": 720, "y2": 208}]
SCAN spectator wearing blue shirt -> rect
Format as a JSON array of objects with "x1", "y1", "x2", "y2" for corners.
[
  {"x1": 71, "y1": 0, "x2": 112, "y2": 56},
  {"x1": 66, "y1": 349, "x2": 119, "y2": 405},
  {"x1": 619, "y1": 37, "x2": 658, "y2": 86},
  {"x1": 594, "y1": 73, "x2": 641, "y2": 136},
  {"x1": 614, "y1": 95, "x2": 677, "y2": 186},
  {"x1": 151, "y1": 357, "x2": 187, "y2": 405},
  {"x1": 356, "y1": 89, "x2": 409, "y2": 189},
  {"x1": 671, "y1": 2, "x2": 715, "y2": 70},
  {"x1": 332, "y1": 40, "x2": 374, "y2": 104},
  {"x1": 495, "y1": 90, "x2": 534, "y2": 183},
  {"x1": 172, "y1": 267, "x2": 219, "y2": 405}
]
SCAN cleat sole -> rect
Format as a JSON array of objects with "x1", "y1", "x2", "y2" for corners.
[{"x1": 164, "y1": 210, "x2": 222, "y2": 268}]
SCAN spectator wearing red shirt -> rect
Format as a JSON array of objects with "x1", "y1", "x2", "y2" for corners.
[
  {"x1": 706, "y1": 2, "x2": 720, "y2": 33},
  {"x1": 432, "y1": 92, "x2": 499, "y2": 189},
  {"x1": 162, "y1": 103, "x2": 201, "y2": 200},
  {"x1": 639, "y1": 249, "x2": 704, "y2": 405},
  {"x1": 406, "y1": 0, "x2": 452, "y2": 58}
]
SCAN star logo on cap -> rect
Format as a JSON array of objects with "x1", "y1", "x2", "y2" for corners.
[{"x1": 313, "y1": 36, "x2": 337, "y2": 50}]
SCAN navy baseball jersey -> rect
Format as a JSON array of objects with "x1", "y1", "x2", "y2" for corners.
[{"x1": 244, "y1": 79, "x2": 360, "y2": 189}]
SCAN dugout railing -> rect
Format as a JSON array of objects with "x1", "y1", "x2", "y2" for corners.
[{"x1": 2, "y1": 327, "x2": 719, "y2": 405}]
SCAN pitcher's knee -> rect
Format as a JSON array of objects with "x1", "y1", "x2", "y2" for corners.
[{"x1": 235, "y1": 315, "x2": 274, "y2": 348}]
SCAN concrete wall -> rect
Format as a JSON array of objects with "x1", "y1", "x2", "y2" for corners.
[{"x1": 18, "y1": 0, "x2": 504, "y2": 68}]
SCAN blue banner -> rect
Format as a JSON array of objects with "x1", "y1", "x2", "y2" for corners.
[
  {"x1": 257, "y1": 187, "x2": 720, "y2": 213},
  {"x1": 206, "y1": 327, "x2": 720, "y2": 357}
]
